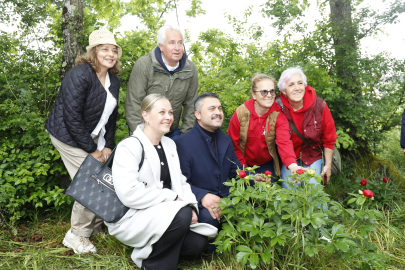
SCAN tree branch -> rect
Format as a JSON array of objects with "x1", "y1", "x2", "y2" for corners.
[{"x1": 159, "y1": 0, "x2": 174, "y2": 20}]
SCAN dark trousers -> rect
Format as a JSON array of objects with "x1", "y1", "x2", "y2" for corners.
[{"x1": 141, "y1": 206, "x2": 208, "y2": 270}]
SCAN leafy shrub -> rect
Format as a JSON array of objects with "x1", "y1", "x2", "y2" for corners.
[
  {"x1": 215, "y1": 167, "x2": 386, "y2": 269},
  {"x1": 346, "y1": 175, "x2": 404, "y2": 209},
  {"x1": 376, "y1": 127, "x2": 405, "y2": 176},
  {"x1": 0, "y1": 99, "x2": 73, "y2": 224}
]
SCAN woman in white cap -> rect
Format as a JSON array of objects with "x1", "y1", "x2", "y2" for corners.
[{"x1": 45, "y1": 29, "x2": 122, "y2": 254}]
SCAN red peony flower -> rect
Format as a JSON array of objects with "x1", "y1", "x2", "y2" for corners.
[
  {"x1": 296, "y1": 169, "x2": 305, "y2": 175},
  {"x1": 238, "y1": 170, "x2": 247, "y2": 178},
  {"x1": 360, "y1": 179, "x2": 367, "y2": 186},
  {"x1": 264, "y1": 171, "x2": 272, "y2": 176},
  {"x1": 383, "y1": 177, "x2": 389, "y2": 183},
  {"x1": 362, "y1": 190, "x2": 373, "y2": 198}
]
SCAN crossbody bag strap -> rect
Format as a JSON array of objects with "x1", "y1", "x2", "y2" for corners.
[
  {"x1": 97, "y1": 135, "x2": 145, "y2": 173},
  {"x1": 289, "y1": 121, "x2": 311, "y2": 146},
  {"x1": 131, "y1": 136, "x2": 144, "y2": 170},
  {"x1": 289, "y1": 121, "x2": 324, "y2": 158}
]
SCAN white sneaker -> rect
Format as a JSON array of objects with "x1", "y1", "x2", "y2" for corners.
[{"x1": 63, "y1": 229, "x2": 97, "y2": 254}]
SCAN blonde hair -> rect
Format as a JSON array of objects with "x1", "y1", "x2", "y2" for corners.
[
  {"x1": 140, "y1": 94, "x2": 169, "y2": 122},
  {"x1": 251, "y1": 73, "x2": 277, "y2": 92},
  {"x1": 75, "y1": 45, "x2": 122, "y2": 75}
]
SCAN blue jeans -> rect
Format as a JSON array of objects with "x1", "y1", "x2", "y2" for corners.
[
  {"x1": 281, "y1": 159, "x2": 327, "y2": 210},
  {"x1": 281, "y1": 159, "x2": 323, "y2": 189},
  {"x1": 165, "y1": 129, "x2": 181, "y2": 140}
]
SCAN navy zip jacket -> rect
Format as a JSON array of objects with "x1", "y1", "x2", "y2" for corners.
[
  {"x1": 175, "y1": 122, "x2": 242, "y2": 202},
  {"x1": 45, "y1": 63, "x2": 120, "y2": 153}
]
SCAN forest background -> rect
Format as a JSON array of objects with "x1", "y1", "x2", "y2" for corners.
[{"x1": 0, "y1": 0, "x2": 405, "y2": 269}]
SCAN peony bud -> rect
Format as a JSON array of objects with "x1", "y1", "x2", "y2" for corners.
[
  {"x1": 383, "y1": 177, "x2": 389, "y2": 183},
  {"x1": 264, "y1": 170, "x2": 272, "y2": 176},
  {"x1": 362, "y1": 190, "x2": 373, "y2": 198},
  {"x1": 358, "y1": 190, "x2": 363, "y2": 195},
  {"x1": 266, "y1": 184, "x2": 270, "y2": 189},
  {"x1": 360, "y1": 179, "x2": 367, "y2": 186},
  {"x1": 238, "y1": 170, "x2": 247, "y2": 178},
  {"x1": 296, "y1": 169, "x2": 305, "y2": 175},
  {"x1": 307, "y1": 169, "x2": 316, "y2": 177}
]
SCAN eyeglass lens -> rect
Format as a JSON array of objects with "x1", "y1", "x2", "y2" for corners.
[{"x1": 260, "y1": 90, "x2": 275, "y2": 97}]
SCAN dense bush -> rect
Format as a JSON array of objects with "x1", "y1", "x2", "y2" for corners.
[{"x1": 0, "y1": 99, "x2": 73, "y2": 224}]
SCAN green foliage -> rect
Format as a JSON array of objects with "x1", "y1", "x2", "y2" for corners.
[
  {"x1": 0, "y1": 100, "x2": 73, "y2": 224},
  {"x1": 215, "y1": 168, "x2": 386, "y2": 269},
  {"x1": 336, "y1": 170, "x2": 404, "y2": 210},
  {"x1": 376, "y1": 127, "x2": 405, "y2": 175}
]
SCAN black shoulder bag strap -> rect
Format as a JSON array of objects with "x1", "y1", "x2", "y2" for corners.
[
  {"x1": 288, "y1": 121, "x2": 311, "y2": 147},
  {"x1": 288, "y1": 121, "x2": 324, "y2": 155},
  {"x1": 101, "y1": 135, "x2": 145, "y2": 172},
  {"x1": 131, "y1": 136, "x2": 145, "y2": 170}
]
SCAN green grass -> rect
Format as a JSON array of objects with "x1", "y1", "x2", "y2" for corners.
[
  {"x1": 1, "y1": 207, "x2": 405, "y2": 270},
  {"x1": 0, "y1": 216, "x2": 218, "y2": 269}
]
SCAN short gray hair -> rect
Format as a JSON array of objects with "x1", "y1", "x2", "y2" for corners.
[
  {"x1": 194, "y1": 92, "x2": 220, "y2": 112},
  {"x1": 157, "y1": 25, "x2": 185, "y2": 45},
  {"x1": 277, "y1": 67, "x2": 308, "y2": 93}
]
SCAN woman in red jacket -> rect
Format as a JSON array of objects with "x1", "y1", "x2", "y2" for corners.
[
  {"x1": 228, "y1": 73, "x2": 301, "y2": 181},
  {"x1": 277, "y1": 67, "x2": 337, "y2": 188}
]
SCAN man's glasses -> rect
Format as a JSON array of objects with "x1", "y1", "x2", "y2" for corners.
[{"x1": 253, "y1": 89, "x2": 276, "y2": 97}]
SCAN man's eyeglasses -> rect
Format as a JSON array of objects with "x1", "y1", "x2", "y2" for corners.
[{"x1": 253, "y1": 89, "x2": 276, "y2": 97}]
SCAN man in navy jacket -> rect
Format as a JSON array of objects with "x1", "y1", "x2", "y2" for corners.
[{"x1": 175, "y1": 92, "x2": 242, "y2": 229}]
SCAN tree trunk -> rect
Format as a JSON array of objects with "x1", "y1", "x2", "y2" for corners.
[
  {"x1": 59, "y1": 0, "x2": 84, "y2": 82},
  {"x1": 329, "y1": 0, "x2": 367, "y2": 151},
  {"x1": 329, "y1": 0, "x2": 358, "y2": 93},
  {"x1": 59, "y1": 0, "x2": 83, "y2": 189}
]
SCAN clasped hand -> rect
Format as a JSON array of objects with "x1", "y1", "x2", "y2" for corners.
[{"x1": 90, "y1": 147, "x2": 112, "y2": 163}]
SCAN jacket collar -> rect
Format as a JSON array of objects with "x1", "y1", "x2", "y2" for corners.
[
  {"x1": 133, "y1": 125, "x2": 184, "y2": 196},
  {"x1": 194, "y1": 122, "x2": 229, "y2": 166},
  {"x1": 150, "y1": 47, "x2": 190, "y2": 75},
  {"x1": 85, "y1": 63, "x2": 119, "y2": 99}
]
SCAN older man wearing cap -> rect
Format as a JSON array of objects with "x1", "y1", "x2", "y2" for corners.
[
  {"x1": 45, "y1": 29, "x2": 122, "y2": 254},
  {"x1": 125, "y1": 25, "x2": 199, "y2": 139}
]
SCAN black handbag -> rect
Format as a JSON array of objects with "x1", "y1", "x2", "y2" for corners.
[{"x1": 65, "y1": 136, "x2": 144, "y2": 223}]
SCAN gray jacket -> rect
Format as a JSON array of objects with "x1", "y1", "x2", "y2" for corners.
[{"x1": 125, "y1": 48, "x2": 199, "y2": 134}]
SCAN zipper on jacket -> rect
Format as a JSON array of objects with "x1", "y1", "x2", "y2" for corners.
[{"x1": 314, "y1": 114, "x2": 317, "y2": 129}]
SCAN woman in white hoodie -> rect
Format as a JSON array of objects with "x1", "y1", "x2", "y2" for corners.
[{"x1": 106, "y1": 94, "x2": 217, "y2": 269}]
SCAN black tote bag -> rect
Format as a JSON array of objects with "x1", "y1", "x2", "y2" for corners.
[{"x1": 65, "y1": 136, "x2": 144, "y2": 223}]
